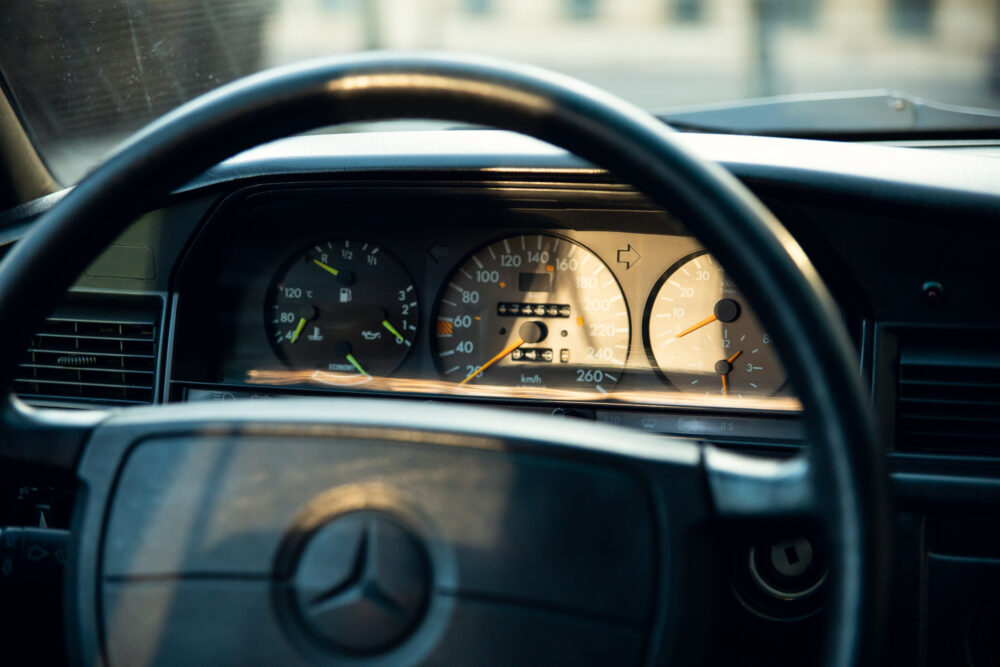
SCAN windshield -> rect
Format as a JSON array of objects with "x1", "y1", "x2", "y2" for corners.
[{"x1": 2, "y1": 0, "x2": 999, "y2": 183}]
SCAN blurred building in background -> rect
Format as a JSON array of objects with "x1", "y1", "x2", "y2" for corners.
[
  {"x1": 1, "y1": 0, "x2": 998, "y2": 181},
  {"x1": 264, "y1": 0, "x2": 999, "y2": 105}
]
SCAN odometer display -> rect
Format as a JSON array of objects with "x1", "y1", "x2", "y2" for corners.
[{"x1": 433, "y1": 234, "x2": 629, "y2": 394}]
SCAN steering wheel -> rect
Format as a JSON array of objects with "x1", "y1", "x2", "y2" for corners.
[{"x1": 0, "y1": 54, "x2": 889, "y2": 665}]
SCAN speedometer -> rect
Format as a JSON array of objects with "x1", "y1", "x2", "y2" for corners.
[{"x1": 433, "y1": 234, "x2": 629, "y2": 394}]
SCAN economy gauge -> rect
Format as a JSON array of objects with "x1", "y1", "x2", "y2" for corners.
[
  {"x1": 643, "y1": 251, "x2": 786, "y2": 399},
  {"x1": 433, "y1": 234, "x2": 629, "y2": 394},
  {"x1": 266, "y1": 240, "x2": 417, "y2": 379}
]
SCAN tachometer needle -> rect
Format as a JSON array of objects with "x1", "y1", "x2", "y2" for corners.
[
  {"x1": 312, "y1": 259, "x2": 340, "y2": 277},
  {"x1": 459, "y1": 336, "x2": 525, "y2": 386},
  {"x1": 289, "y1": 317, "x2": 308, "y2": 343},
  {"x1": 676, "y1": 313, "x2": 718, "y2": 338},
  {"x1": 381, "y1": 319, "x2": 404, "y2": 342},
  {"x1": 345, "y1": 353, "x2": 367, "y2": 376}
]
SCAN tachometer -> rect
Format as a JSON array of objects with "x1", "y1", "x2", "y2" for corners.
[
  {"x1": 643, "y1": 251, "x2": 786, "y2": 398},
  {"x1": 433, "y1": 234, "x2": 629, "y2": 394},
  {"x1": 266, "y1": 240, "x2": 418, "y2": 380}
]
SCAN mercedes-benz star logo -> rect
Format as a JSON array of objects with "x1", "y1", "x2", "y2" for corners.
[{"x1": 292, "y1": 512, "x2": 429, "y2": 653}]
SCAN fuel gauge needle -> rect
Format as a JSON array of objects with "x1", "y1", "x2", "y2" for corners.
[
  {"x1": 312, "y1": 259, "x2": 339, "y2": 276},
  {"x1": 459, "y1": 336, "x2": 525, "y2": 386}
]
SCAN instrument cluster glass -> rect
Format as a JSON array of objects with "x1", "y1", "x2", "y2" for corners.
[{"x1": 254, "y1": 230, "x2": 794, "y2": 410}]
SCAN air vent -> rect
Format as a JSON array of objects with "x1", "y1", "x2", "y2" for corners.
[
  {"x1": 15, "y1": 301, "x2": 161, "y2": 408},
  {"x1": 896, "y1": 344, "x2": 1000, "y2": 453}
]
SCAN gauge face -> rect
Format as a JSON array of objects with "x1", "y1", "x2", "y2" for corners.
[
  {"x1": 644, "y1": 251, "x2": 786, "y2": 399},
  {"x1": 433, "y1": 234, "x2": 629, "y2": 394},
  {"x1": 266, "y1": 240, "x2": 418, "y2": 379}
]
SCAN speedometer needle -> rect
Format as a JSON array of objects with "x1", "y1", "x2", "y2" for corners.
[{"x1": 459, "y1": 336, "x2": 525, "y2": 386}]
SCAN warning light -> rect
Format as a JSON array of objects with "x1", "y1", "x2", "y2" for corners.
[
  {"x1": 545, "y1": 265, "x2": 554, "y2": 272},
  {"x1": 576, "y1": 316, "x2": 584, "y2": 327},
  {"x1": 437, "y1": 319, "x2": 454, "y2": 336}
]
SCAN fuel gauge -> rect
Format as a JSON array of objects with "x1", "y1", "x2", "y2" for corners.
[{"x1": 265, "y1": 239, "x2": 418, "y2": 378}]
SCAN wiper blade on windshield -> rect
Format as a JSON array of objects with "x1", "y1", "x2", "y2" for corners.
[{"x1": 658, "y1": 90, "x2": 1000, "y2": 140}]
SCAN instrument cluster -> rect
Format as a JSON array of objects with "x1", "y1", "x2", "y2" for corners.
[{"x1": 176, "y1": 185, "x2": 797, "y2": 412}]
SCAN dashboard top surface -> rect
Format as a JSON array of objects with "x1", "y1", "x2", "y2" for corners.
[{"x1": 180, "y1": 130, "x2": 1000, "y2": 212}]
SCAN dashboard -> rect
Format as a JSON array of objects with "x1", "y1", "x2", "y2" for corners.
[
  {"x1": 170, "y1": 182, "x2": 796, "y2": 414},
  {"x1": 4, "y1": 129, "x2": 1000, "y2": 665}
]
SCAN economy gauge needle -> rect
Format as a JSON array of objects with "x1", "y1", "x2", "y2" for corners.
[
  {"x1": 676, "y1": 313, "x2": 718, "y2": 338},
  {"x1": 459, "y1": 336, "x2": 525, "y2": 386},
  {"x1": 345, "y1": 353, "x2": 367, "y2": 376},
  {"x1": 382, "y1": 319, "x2": 404, "y2": 342}
]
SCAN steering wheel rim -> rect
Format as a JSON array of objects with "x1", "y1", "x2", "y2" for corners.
[{"x1": 0, "y1": 53, "x2": 889, "y2": 664}]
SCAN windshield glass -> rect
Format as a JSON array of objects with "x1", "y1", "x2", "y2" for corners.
[{"x1": 2, "y1": 0, "x2": 999, "y2": 183}]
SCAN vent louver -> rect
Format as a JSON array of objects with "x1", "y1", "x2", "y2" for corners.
[
  {"x1": 896, "y1": 344, "x2": 1000, "y2": 453},
  {"x1": 15, "y1": 302, "x2": 160, "y2": 408}
]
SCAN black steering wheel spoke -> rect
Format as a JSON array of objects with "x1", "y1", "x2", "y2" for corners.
[
  {"x1": 704, "y1": 445, "x2": 821, "y2": 520},
  {"x1": 0, "y1": 397, "x2": 102, "y2": 471}
]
